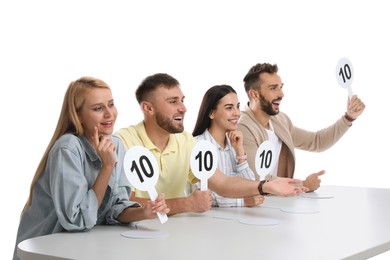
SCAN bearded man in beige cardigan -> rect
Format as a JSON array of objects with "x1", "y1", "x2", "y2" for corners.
[{"x1": 238, "y1": 63, "x2": 365, "y2": 192}]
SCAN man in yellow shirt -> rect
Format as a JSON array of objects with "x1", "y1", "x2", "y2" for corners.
[{"x1": 115, "y1": 73, "x2": 308, "y2": 215}]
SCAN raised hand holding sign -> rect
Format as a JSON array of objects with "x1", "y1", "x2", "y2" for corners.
[
  {"x1": 123, "y1": 146, "x2": 168, "y2": 224},
  {"x1": 190, "y1": 140, "x2": 218, "y2": 191},
  {"x1": 336, "y1": 57, "x2": 354, "y2": 98}
]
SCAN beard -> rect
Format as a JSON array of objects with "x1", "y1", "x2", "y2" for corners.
[
  {"x1": 259, "y1": 92, "x2": 280, "y2": 116},
  {"x1": 156, "y1": 111, "x2": 184, "y2": 133}
]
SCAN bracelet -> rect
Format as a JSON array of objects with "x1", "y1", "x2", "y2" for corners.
[
  {"x1": 236, "y1": 153, "x2": 247, "y2": 161},
  {"x1": 258, "y1": 180, "x2": 270, "y2": 196},
  {"x1": 344, "y1": 112, "x2": 356, "y2": 122}
]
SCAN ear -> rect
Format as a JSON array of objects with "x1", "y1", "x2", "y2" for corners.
[
  {"x1": 141, "y1": 101, "x2": 153, "y2": 115},
  {"x1": 249, "y1": 89, "x2": 259, "y2": 100},
  {"x1": 209, "y1": 112, "x2": 215, "y2": 119}
]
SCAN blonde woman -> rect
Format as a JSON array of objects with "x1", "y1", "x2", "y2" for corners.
[{"x1": 13, "y1": 77, "x2": 169, "y2": 260}]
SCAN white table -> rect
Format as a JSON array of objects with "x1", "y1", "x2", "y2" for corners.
[{"x1": 17, "y1": 185, "x2": 390, "y2": 260}]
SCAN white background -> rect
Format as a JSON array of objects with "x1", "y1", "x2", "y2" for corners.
[{"x1": 1, "y1": 1, "x2": 389, "y2": 259}]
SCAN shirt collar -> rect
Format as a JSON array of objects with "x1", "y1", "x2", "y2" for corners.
[
  {"x1": 80, "y1": 135, "x2": 100, "y2": 162},
  {"x1": 204, "y1": 129, "x2": 230, "y2": 152},
  {"x1": 137, "y1": 121, "x2": 177, "y2": 154}
]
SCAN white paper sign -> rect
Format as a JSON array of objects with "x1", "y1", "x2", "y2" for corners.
[
  {"x1": 190, "y1": 140, "x2": 218, "y2": 191},
  {"x1": 255, "y1": 140, "x2": 276, "y2": 180},
  {"x1": 336, "y1": 57, "x2": 354, "y2": 98},
  {"x1": 123, "y1": 146, "x2": 168, "y2": 224}
]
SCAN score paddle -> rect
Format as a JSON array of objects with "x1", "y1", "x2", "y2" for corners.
[
  {"x1": 336, "y1": 57, "x2": 354, "y2": 98},
  {"x1": 190, "y1": 140, "x2": 218, "y2": 191},
  {"x1": 123, "y1": 146, "x2": 168, "y2": 224},
  {"x1": 255, "y1": 140, "x2": 277, "y2": 181}
]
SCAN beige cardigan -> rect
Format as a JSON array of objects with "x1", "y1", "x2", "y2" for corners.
[{"x1": 237, "y1": 106, "x2": 351, "y2": 179}]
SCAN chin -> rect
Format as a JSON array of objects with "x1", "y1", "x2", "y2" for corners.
[{"x1": 101, "y1": 129, "x2": 114, "y2": 136}]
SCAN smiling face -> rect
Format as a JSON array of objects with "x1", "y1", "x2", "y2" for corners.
[
  {"x1": 210, "y1": 92, "x2": 240, "y2": 132},
  {"x1": 151, "y1": 85, "x2": 187, "y2": 134},
  {"x1": 77, "y1": 88, "x2": 117, "y2": 138},
  {"x1": 257, "y1": 72, "x2": 284, "y2": 115}
]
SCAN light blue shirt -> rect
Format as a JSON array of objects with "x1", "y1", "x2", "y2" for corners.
[
  {"x1": 13, "y1": 134, "x2": 138, "y2": 260},
  {"x1": 195, "y1": 129, "x2": 256, "y2": 207}
]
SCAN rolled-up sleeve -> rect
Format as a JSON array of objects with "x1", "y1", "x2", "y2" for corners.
[
  {"x1": 48, "y1": 145, "x2": 99, "y2": 231},
  {"x1": 105, "y1": 137, "x2": 140, "y2": 224}
]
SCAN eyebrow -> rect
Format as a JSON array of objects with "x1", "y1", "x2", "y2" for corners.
[
  {"x1": 267, "y1": 83, "x2": 284, "y2": 88},
  {"x1": 165, "y1": 96, "x2": 185, "y2": 101},
  {"x1": 91, "y1": 99, "x2": 114, "y2": 107}
]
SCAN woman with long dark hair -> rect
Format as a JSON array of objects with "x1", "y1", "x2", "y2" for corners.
[{"x1": 193, "y1": 85, "x2": 263, "y2": 207}]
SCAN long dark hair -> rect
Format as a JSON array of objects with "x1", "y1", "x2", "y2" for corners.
[{"x1": 192, "y1": 84, "x2": 236, "y2": 136}]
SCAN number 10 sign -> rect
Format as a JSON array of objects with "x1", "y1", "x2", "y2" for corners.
[
  {"x1": 190, "y1": 140, "x2": 218, "y2": 191},
  {"x1": 255, "y1": 140, "x2": 276, "y2": 180},
  {"x1": 123, "y1": 146, "x2": 168, "y2": 224}
]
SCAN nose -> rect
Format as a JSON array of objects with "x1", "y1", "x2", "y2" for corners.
[
  {"x1": 233, "y1": 107, "x2": 240, "y2": 116},
  {"x1": 278, "y1": 88, "x2": 284, "y2": 99},
  {"x1": 104, "y1": 107, "x2": 114, "y2": 118},
  {"x1": 178, "y1": 102, "x2": 187, "y2": 113}
]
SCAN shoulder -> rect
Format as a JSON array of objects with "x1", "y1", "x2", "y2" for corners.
[
  {"x1": 170, "y1": 131, "x2": 196, "y2": 150},
  {"x1": 115, "y1": 123, "x2": 140, "y2": 138},
  {"x1": 194, "y1": 132, "x2": 206, "y2": 141},
  {"x1": 53, "y1": 134, "x2": 83, "y2": 150},
  {"x1": 114, "y1": 122, "x2": 143, "y2": 149},
  {"x1": 272, "y1": 112, "x2": 293, "y2": 126},
  {"x1": 49, "y1": 134, "x2": 85, "y2": 159},
  {"x1": 238, "y1": 106, "x2": 257, "y2": 127},
  {"x1": 173, "y1": 131, "x2": 196, "y2": 144}
]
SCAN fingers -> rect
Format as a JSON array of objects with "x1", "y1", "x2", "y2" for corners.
[
  {"x1": 101, "y1": 137, "x2": 116, "y2": 152},
  {"x1": 348, "y1": 95, "x2": 365, "y2": 113},
  {"x1": 91, "y1": 126, "x2": 115, "y2": 152},
  {"x1": 227, "y1": 130, "x2": 243, "y2": 142},
  {"x1": 287, "y1": 178, "x2": 302, "y2": 184},
  {"x1": 244, "y1": 195, "x2": 264, "y2": 207},
  {"x1": 151, "y1": 193, "x2": 169, "y2": 214},
  {"x1": 298, "y1": 186, "x2": 310, "y2": 193},
  {"x1": 95, "y1": 133, "x2": 115, "y2": 152},
  {"x1": 91, "y1": 126, "x2": 100, "y2": 148},
  {"x1": 313, "y1": 170, "x2": 326, "y2": 177},
  {"x1": 285, "y1": 186, "x2": 308, "y2": 197}
]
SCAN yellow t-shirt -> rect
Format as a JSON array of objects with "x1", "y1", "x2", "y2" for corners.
[{"x1": 115, "y1": 121, "x2": 197, "y2": 199}]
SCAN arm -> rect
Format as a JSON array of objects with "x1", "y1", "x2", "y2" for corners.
[
  {"x1": 262, "y1": 177, "x2": 309, "y2": 196},
  {"x1": 117, "y1": 193, "x2": 169, "y2": 223},
  {"x1": 209, "y1": 169, "x2": 308, "y2": 197},
  {"x1": 208, "y1": 169, "x2": 260, "y2": 198},
  {"x1": 237, "y1": 124, "x2": 263, "y2": 179},
  {"x1": 214, "y1": 193, "x2": 264, "y2": 207},
  {"x1": 129, "y1": 190, "x2": 212, "y2": 216},
  {"x1": 292, "y1": 95, "x2": 364, "y2": 153},
  {"x1": 90, "y1": 129, "x2": 117, "y2": 206},
  {"x1": 212, "y1": 193, "x2": 244, "y2": 208}
]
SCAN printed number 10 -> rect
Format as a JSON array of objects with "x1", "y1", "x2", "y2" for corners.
[
  {"x1": 195, "y1": 151, "x2": 213, "y2": 171},
  {"x1": 130, "y1": 155, "x2": 154, "y2": 183},
  {"x1": 339, "y1": 64, "x2": 352, "y2": 83},
  {"x1": 259, "y1": 150, "x2": 272, "y2": 169}
]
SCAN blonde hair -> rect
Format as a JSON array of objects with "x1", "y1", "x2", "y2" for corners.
[{"x1": 21, "y1": 76, "x2": 111, "y2": 216}]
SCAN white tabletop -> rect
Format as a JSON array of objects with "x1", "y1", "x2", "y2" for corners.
[{"x1": 18, "y1": 185, "x2": 390, "y2": 260}]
